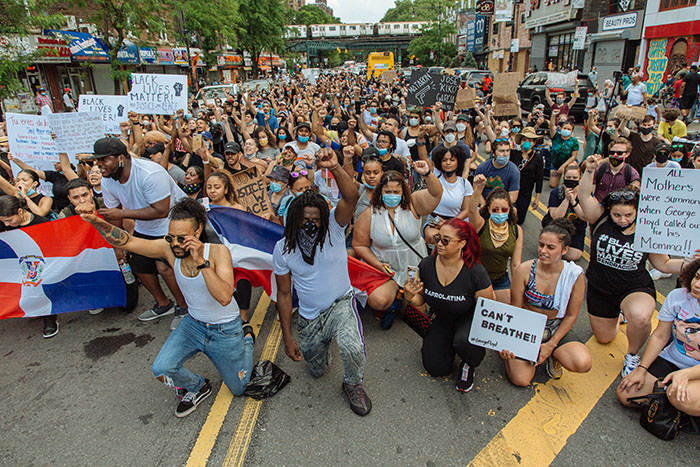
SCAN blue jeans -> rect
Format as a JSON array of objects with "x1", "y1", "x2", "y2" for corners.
[
  {"x1": 152, "y1": 314, "x2": 254, "y2": 396},
  {"x1": 297, "y1": 292, "x2": 366, "y2": 385}
]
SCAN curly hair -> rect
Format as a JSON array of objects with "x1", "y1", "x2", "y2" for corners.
[
  {"x1": 679, "y1": 258, "x2": 700, "y2": 292},
  {"x1": 432, "y1": 145, "x2": 467, "y2": 177},
  {"x1": 370, "y1": 170, "x2": 411, "y2": 212},
  {"x1": 479, "y1": 188, "x2": 517, "y2": 224},
  {"x1": 170, "y1": 197, "x2": 207, "y2": 229},
  {"x1": 283, "y1": 190, "x2": 331, "y2": 254}
]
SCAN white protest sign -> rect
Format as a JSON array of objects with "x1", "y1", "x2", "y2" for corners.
[
  {"x1": 469, "y1": 297, "x2": 547, "y2": 363},
  {"x1": 546, "y1": 71, "x2": 578, "y2": 88},
  {"x1": 633, "y1": 168, "x2": 700, "y2": 256},
  {"x1": 301, "y1": 69, "x2": 317, "y2": 85},
  {"x1": 5, "y1": 113, "x2": 57, "y2": 166},
  {"x1": 78, "y1": 95, "x2": 129, "y2": 134},
  {"x1": 128, "y1": 73, "x2": 187, "y2": 115},
  {"x1": 47, "y1": 112, "x2": 105, "y2": 156}
]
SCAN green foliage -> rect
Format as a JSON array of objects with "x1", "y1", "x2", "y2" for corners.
[
  {"x1": 462, "y1": 52, "x2": 477, "y2": 68},
  {"x1": 183, "y1": 0, "x2": 240, "y2": 71},
  {"x1": 382, "y1": 0, "x2": 458, "y2": 22},
  {"x1": 235, "y1": 0, "x2": 289, "y2": 77},
  {"x1": 406, "y1": 22, "x2": 457, "y2": 67},
  {"x1": 292, "y1": 4, "x2": 340, "y2": 25}
]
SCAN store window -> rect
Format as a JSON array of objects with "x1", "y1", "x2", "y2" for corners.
[
  {"x1": 659, "y1": 0, "x2": 697, "y2": 11},
  {"x1": 545, "y1": 32, "x2": 584, "y2": 72}
]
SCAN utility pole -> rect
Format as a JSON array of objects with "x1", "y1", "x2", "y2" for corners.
[
  {"x1": 437, "y1": 4, "x2": 442, "y2": 65},
  {"x1": 507, "y1": 0, "x2": 517, "y2": 72}
]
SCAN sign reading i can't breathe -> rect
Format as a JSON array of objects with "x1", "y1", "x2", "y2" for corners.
[
  {"x1": 406, "y1": 70, "x2": 461, "y2": 110},
  {"x1": 633, "y1": 167, "x2": 700, "y2": 256},
  {"x1": 128, "y1": 73, "x2": 187, "y2": 115},
  {"x1": 468, "y1": 297, "x2": 547, "y2": 363}
]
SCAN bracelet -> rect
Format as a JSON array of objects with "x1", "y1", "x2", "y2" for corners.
[
  {"x1": 638, "y1": 365, "x2": 648, "y2": 372},
  {"x1": 416, "y1": 142, "x2": 426, "y2": 146},
  {"x1": 202, "y1": 160, "x2": 209, "y2": 165}
]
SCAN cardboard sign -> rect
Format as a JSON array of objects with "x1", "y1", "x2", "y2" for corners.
[
  {"x1": 47, "y1": 112, "x2": 105, "y2": 155},
  {"x1": 546, "y1": 71, "x2": 578, "y2": 88},
  {"x1": 633, "y1": 168, "x2": 700, "y2": 256},
  {"x1": 614, "y1": 105, "x2": 648, "y2": 122},
  {"x1": 381, "y1": 70, "x2": 397, "y2": 83},
  {"x1": 78, "y1": 94, "x2": 129, "y2": 134},
  {"x1": 492, "y1": 72, "x2": 520, "y2": 116},
  {"x1": 230, "y1": 167, "x2": 273, "y2": 217},
  {"x1": 5, "y1": 113, "x2": 57, "y2": 166},
  {"x1": 406, "y1": 70, "x2": 461, "y2": 110},
  {"x1": 469, "y1": 297, "x2": 547, "y2": 363},
  {"x1": 454, "y1": 87, "x2": 477, "y2": 110},
  {"x1": 128, "y1": 73, "x2": 187, "y2": 115}
]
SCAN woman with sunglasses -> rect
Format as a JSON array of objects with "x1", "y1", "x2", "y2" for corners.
[
  {"x1": 352, "y1": 164, "x2": 443, "y2": 328},
  {"x1": 548, "y1": 110, "x2": 579, "y2": 189},
  {"x1": 277, "y1": 169, "x2": 313, "y2": 226},
  {"x1": 580, "y1": 154, "x2": 696, "y2": 376},
  {"x1": 404, "y1": 219, "x2": 495, "y2": 392}
]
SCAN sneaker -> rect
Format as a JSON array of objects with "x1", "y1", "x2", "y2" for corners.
[
  {"x1": 242, "y1": 321, "x2": 256, "y2": 344},
  {"x1": 649, "y1": 268, "x2": 671, "y2": 281},
  {"x1": 380, "y1": 308, "x2": 396, "y2": 330},
  {"x1": 621, "y1": 353, "x2": 641, "y2": 377},
  {"x1": 175, "y1": 387, "x2": 187, "y2": 400},
  {"x1": 169, "y1": 306, "x2": 187, "y2": 330},
  {"x1": 546, "y1": 357, "x2": 563, "y2": 380},
  {"x1": 88, "y1": 308, "x2": 104, "y2": 315},
  {"x1": 342, "y1": 382, "x2": 372, "y2": 416},
  {"x1": 619, "y1": 313, "x2": 628, "y2": 325},
  {"x1": 138, "y1": 301, "x2": 174, "y2": 322},
  {"x1": 42, "y1": 315, "x2": 59, "y2": 338},
  {"x1": 456, "y1": 361, "x2": 475, "y2": 392},
  {"x1": 175, "y1": 379, "x2": 212, "y2": 418}
]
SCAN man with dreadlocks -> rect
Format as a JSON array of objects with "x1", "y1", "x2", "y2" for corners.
[
  {"x1": 76, "y1": 197, "x2": 254, "y2": 418},
  {"x1": 273, "y1": 147, "x2": 370, "y2": 416}
]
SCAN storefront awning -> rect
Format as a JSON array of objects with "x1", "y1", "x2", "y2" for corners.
[
  {"x1": 116, "y1": 40, "x2": 139, "y2": 64},
  {"x1": 139, "y1": 46, "x2": 157, "y2": 64},
  {"x1": 590, "y1": 31, "x2": 631, "y2": 42},
  {"x1": 46, "y1": 30, "x2": 110, "y2": 63}
]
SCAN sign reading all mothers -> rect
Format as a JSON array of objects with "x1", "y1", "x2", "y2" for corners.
[
  {"x1": 634, "y1": 167, "x2": 700, "y2": 256},
  {"x1": 128, "y1": 73, "x2": 187, "y2": 115}
]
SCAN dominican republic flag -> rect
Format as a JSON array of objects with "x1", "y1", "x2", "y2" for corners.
[
  {"x1": 0, "y1": 216, "x2": 126, "y2": 320},
  {"x1": 207, "y1": 206, "x2": 392, "y2": 301}
]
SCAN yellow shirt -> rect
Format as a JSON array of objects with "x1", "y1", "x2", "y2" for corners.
[{"x1": 658, "y1": 120, "x2": 687, "y2": 142}]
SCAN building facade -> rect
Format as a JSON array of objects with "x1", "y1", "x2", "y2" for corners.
[
  {"x1": 486, "y1": 3, "x2": 532, "y2": 76},
  {"x1": 525, "y1": 0, "x2": 585, "y2": 72}
]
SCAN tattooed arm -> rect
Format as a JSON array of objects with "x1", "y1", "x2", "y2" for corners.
[{"x1": 75, "y1": 202, "x2": 173, "y2": 264}]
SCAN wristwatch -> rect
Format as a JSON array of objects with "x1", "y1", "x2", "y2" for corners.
[{"x1": 196, "y1": 260, "x2": 211, "y2": 270}]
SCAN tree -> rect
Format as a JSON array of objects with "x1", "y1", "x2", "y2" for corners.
[
  {"x1": 462, "y1": 52, "x2": 477, "y2": 68},
  {"x1": 292, "y1": 4, "x2": 340, "y2": 25},
  {"x1": 236, "y1": 0, "x2": 288, "y2": 77},
  {"x1": 406, "y1": 22, "x2": 457, "y2": 67},
  {"x1": 382, "y1": 0, "x2": 458, "y2": 22}
]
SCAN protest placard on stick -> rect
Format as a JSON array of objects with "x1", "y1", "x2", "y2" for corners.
[
  {"x1": 128, "y1": 73, "x2": 188, "y2": 115},
  {"x1": 614, "y1": 105, "x2": 648, "y2": 122},
  {"x1": 406, "y1": 70, "x2": 461, "y2": 110},
  {"x1": 492, "y1": 72, "x2": 520, "y2": 116},
  {"x1": 381, "y1": 70, "x2": 397, "y2": 83},
  {"x1": 633, "y1": 167, "x2": 700, "y2": 256},
  {"x1": 546, "y1": 71, "x2": 578, "y2": 88},
  {"x1": 230, "y1": 168, "x2": 273, "y2": 217},
  {"x1": 469, "y1": 297, "x2": 547, "y2": 363},
  {"x1": 47, "y1": 112, "x2": 105, "y2": 155},
  {"x1": 78, "y1": 95, "x2": 129, "y2": 134}
]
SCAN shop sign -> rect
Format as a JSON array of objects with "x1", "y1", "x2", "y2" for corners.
[
  {"x1": 0, "y1": 35, "x2": 71, "y2": 63},
  {"x1": 139, "y1": 46, "x2": 157, "y2": 64},
  {"x1": 602, "y1": 12, "x2": 637, "y2": 31},
  {"x1": 46, "y1": 30, "x2": 110, "y2": 63},
  {"x1": 467, "y1": 15, "x2": 487, "y2": 53},
  {"x1": 157, "y1": 47, "x2": 174, "y2": 65},
  {"x1": 525, "y1": 0, "x2": 575, "y2": 29},
  {"x1": 458, "y1": 35, "x2": 468, "y2": 55},
  {"x1": 573, "y1": 26, "x2": 587, "y2": 50},
  {"x1": 173, "y1": 47, "x2": 189, "y2": 65},
  {"x1": 117, "y1": 41, "x2": 139, "y2": 64},
  {"x1": 217, "y1": 54, "x2": 243, "y2": 67}
]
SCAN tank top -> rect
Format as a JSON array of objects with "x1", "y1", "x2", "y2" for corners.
[
  {"x1": 370, "y1": 207, "x2": 427, "y2": 287},
  {"x1": 174, "y1": 243, "x2": 240, "y2": 324},
  {"x1": 478, "y1": 221, "x2": 517, "y2": 282},
  {"x1": 524, "y1": 260, "x2": 556, "y2": 311},
  {"x1": 354, "y1": 185, "x2": 371, "y2": 221}
]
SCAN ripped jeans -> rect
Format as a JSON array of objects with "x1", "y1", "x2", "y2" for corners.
[{"x1": 152, "y1": 314, "x2": 254, "y2": 396}]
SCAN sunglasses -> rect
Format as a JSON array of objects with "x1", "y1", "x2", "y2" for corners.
[
  {"x1": 164, "y1": 234, "x2": 186, "y2": 244},
  {"x1": 609, "y1": 150, "x2": 626, "y2": 156},
  {"x1": 291, "y1": 170, "x2": 308, "y2": 178},
  {"x1": 671, "y1": 144, "x2": 684, "y2": 149},
  {"x1": 512, "y1": 126, "x2": 522, "y2": 130},
  {"x1": 433, "y1": 234, "x2": 456, "y2": 247},
  {"x1": 608, "y1": 190, "x2": 637, "y2": 201},
  {"x1": 494, "y1": 138, "x2": 510, "y2": 142}
]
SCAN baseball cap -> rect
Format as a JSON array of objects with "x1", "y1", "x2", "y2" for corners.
[
  {"x1": 534, "y1": 104, "x2": 545, "y2": 111},
  {"x1": 86, "y1": 137, "x2": 127, "y2": 160},
  {"x1": 282, "y1": 142, "x2": 298, "y2": 154},
  {"x1": 456, "y1": 114, "x2": 469, "y2": 122},
  {"x1": 443, "y1": 121, "x2": 457, "y2": 132},
  {"x1": 145, "y1": 142, "x2": 165, "y2": 155},
  {"x1": 362, "y1": 146, "x2": 380, "y2": 159},
  {"x1": 268, "y1": 165, "x2": 290, "y2": 183},
  {"x1": 224, "y1": 141, "x2": 242, "y2": 154},
  {"x1": 295, "y1": 121, "x2": 312, "y2": 131},
  {"x1": 654, "y1": 142, "x2": 671, "y2": 153}
]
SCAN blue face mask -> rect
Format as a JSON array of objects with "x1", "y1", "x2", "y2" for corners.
[
  {"x1": 269, "y1": 182, "x2": 283, "y2": 193},
  {"x1": 278, "y1": 134, "x2": 287, "y2": 140},
  {"x1": 521, "y1": 141, "x2": 532, "y2": 151},
  {"x1": 25, "y1": 188, "x2": 36, "y2": 197},
  {"x1": 377, "y1": 148, "x2": 388, "y2": 156},
  {"x1": 671, "y1": 156, "x2": 683, "y2": 163},
  {"x1": 297, "y1": 135, "x2": 309, "y2": 143},
  {"x1": 244, "y1": 152, "x2": 256, "y2": 160},
  {"x1": 511, "y1": 127, "x2": 521, "y2": 134},
  {"x1": 494, "y1": 154, "x2": 509, "y2": 166},
  {"x1": 561, "y1": 129, "x2": 572, "y2": 138},
  {"x1": 490, "y1": 212, "x2": 509, "y2": 224},
  {"x1": 382, "y1": 193, "x2": 402, "y2": 208},
  {"x1": 364, "y1": 181, "x2": 376, "y2": 189},
  {"x1": 369, "y1": 106, "x2": 377, "y2": 114}
]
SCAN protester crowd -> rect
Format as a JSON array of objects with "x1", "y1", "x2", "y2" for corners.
[{"x1": 0, "y1": 68, "x2": 698, "y2": 430}]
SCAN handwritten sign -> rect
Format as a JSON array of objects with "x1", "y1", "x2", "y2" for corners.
[
  {"x1": 546, "y1": 71, "x2": 578, "y2": 88},
  {"x1": 47, "y1": 112, "x2": 105, "y2": 155},
  {"x1": 455, "y1": 87, "x2": 477, "y2": 110},
  {"x1": 645, "y1": 39, "x2": 668, "y2": 98},
  {"x1": 78, "y1": 95, "x2": 128, "y2": 134},
  {"x1": 230, "y1": 167, "x2": 273, "y2": 217},
  {"x1": 5, "y1": 113, "x2": 57, "y2": 165},
  {"x1": 381, "y1": 70, "x2": 397, "y2": 83},
  {"x1": 128, "y1": 73, "x2": 187, "y2": 115},
  {"x1": 469, "y1": 297, "x2": 547, "y2": 363},
  {"x1": 406, "y1": 70, "x2": 461, "y2": 110},
  {"x1": 492, "y1": 72, "x2": 520, "y2": 116},
  {"x1": 634, "y1": 168, "x2": 700, "y2": 256},
  {"x1": 614, "y1": 104, "x2": 648, "y2": 122}
]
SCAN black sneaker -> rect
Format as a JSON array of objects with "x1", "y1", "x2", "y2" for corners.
[
  {"x1": 242, "y1": 321, "x2": 256, "y2": 344},
  {"x1": 456, "y1": 361, "x2": 474, "y2": 393},
  {"x1": 138, "y1": 300, "x2": 174, "y2": 322},
  {"x1": 175, "y1": 387, "x2": 187, "y2": 400},
  {"x1": 175, "y1": 379, "x2": 212, "y2": 418},
  {"x1": 42, "y1": 315, "x2": 59, "y2": 338},
  {"x1": 342, "y1": 382, "x2": 372, "y2": 416}
]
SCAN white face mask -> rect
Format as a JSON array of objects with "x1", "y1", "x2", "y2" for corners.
[
  {"x1": 444, "y1": 133, "x2": 456, "y2": 144},
  {"x1": 456, "y1": 123, "x2": 467, "y2": 132},
  {"x1": 409, "y1": 118, "x2": 419, "y2": 127},
  {"x1": 500, "y1": 128, "x2": 510, "y2": 137}
]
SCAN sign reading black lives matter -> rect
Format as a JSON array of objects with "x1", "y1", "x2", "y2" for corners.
[
  {"x1": 469, "y1": 297, "x2": 547, "y2": 363},
  {"x1": 406, "y1": 70, "x2": 461, "y2": 110},
  {"x1": 128, "y1": 73, "x2": 188, "y2": 115},
  {"x1": 633, "y1": 167, "x2": 700, "y2": 256},
  {"x1": 78, "y1": 95, "x2": 129, "y2": 134}
]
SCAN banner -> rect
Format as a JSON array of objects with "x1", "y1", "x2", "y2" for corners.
[
  {"x1": 546, "y1": 71, "x2": 578, "y2": 88},
  {"x1": 5, "y1": 113, "x2": 57, "y2": 167},
  {"x1": 633, "y1": 168, "x2": 700, "y2": 256},
  {"x1": 173, "y1": 47, "x2": 189, "y2": 65},
  {"x1": 492, "y1": 72, "x2": 520, "y2": 116},
  {"x1": 510, "y1": 38, "x2": 520, "y2": 53},
  {"x1": 406, "y1": 70, "x2": 461, "y2": 110},
  {"x1": 78, "y1": 94, "x2": 129, "y2": 135},
  {"x1": 128, "y1": 73, "x2": 188, "y2": 115},
  {"x1": 494, "y1": 0, "x2": 513, "y2": 22},
  {"x1": 469, "y1": 298, "x2": 547, "y2": 363},
  {"x1": 47, "y1": 112, "x2": 105, "y2": 155},
  {"x1": 230, "y1": 168, "x2": 273, "y2": 217},
  {"x1": 573, "y1": 26, "x2": 587, "y2": 51}
]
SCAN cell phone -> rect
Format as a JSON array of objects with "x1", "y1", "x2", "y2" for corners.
[
  {"x1": 192, "y1": 134, "x2": 202, "y2": 151},
  {"x1": 407, "y1": 266, "x2": 418, "y2": 282}
]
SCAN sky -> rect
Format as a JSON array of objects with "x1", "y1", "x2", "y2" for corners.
[{"x1": 327, "y1": 0, "x2": 397, "y2": 24}]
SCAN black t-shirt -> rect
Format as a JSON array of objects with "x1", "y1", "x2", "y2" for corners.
[
  {"x1": 510, "y1": 149, "x2": 544, "y2": 197},
  {"x1": 543, "y1": 187, "x2": 587, "y2": 241},
  {"x1": 682, "y1": 71, "x2": 700, "y2": 98},
  {"x1": 44, "y1": 170, "x2": 70, "y2": 212},
  {"x1": 25, "y1": 213, "x2": 50, "y2": 227},
  {"x1": 419, "y1": 255, "x2": 492, "y2": 320},
  {"x1": 626, "y1": 131, "x2": 661, "y2": 176},
  {"x1": 381, "y1": 155, "x2": 405, "y2": 174},
  {"x1": 586, "y1": 215, "x2": 653, "y2": 295}
]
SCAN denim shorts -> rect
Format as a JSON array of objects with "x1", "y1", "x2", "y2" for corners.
[{"x1": 491, "y1": 274, "x2": 511, "y2": 290}]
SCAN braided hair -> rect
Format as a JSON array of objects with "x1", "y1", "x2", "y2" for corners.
[{"x1": 282, "y1": 190, "x2": 331, "y2": 254}]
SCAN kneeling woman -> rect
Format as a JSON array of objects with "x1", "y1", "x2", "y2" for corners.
[
  {"x1": 617, "y1": 259, "x2": 700, "y2": 417},
  {"x1": 500, "y1": 219, "x2": 592, "y2": 386},
  {"x1": 404, "y1": 219, "x2": 494, "y2": 392}
]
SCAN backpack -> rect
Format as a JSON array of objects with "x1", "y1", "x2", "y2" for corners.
[{"x1": 594, "y1": 160, "x2": 634, "y2": 187}]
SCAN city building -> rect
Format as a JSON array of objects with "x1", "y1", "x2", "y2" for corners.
[
  {"x1": 312, "y1": 0, "x2": 334, "y2": 16},
  {"x1": 486, "y1": 3, "x2": 532, "y2": 76},
  {"x1": 289, "y1": 0, "x2": 306, "y2": 9},
  {"x1": 525, "y1": 0, "x2": 585, "y2": 72}
]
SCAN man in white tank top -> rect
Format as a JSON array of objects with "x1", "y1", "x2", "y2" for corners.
[{"x1": 77, "y1": 197, "x2": 254, "y2": 418}]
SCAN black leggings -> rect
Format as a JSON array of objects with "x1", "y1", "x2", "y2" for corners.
[
  {"x1": 234, "y1": 279, "x2": 252, "y2": 310},
  {"x1": 515, "y1": 190, "x2": 532, "y2": 226},
  {"x1": 421, "y1": 315, "x2": 485, "y2": 377}
]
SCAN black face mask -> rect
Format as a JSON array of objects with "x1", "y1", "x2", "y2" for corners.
[
  {"x1": 639, "y1": 127, "x2": 654, "y2": 135},
  {"x1": 655, "y1": 151, "x2": 669, "y2": 163},
  {"x1": 563, "y1": 179, "x2": 579, "y2": 189},
  {"x1": 609, "y1": 156, "x2": 624, "y2": 167},
  {"x1": 297, "y1": 220, "x2": 321, "y2": 265}
]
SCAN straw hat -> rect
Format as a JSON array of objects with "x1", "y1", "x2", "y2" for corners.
[{"x1": 514, "y1": 126, "x2": 543, "y2": 144}]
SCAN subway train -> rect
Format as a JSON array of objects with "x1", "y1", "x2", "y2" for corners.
[{"x1": 284, "y1": 22, "x2": 429, "y2": 39}]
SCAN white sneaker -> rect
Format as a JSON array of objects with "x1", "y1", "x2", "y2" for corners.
[
  {"x1": 649, "y1": 268, "x2": 671, "y2": 281},
  {"x1": 546, "y1": 356, "x2": 563, "y2": 379},
  {"x1": 88, "y1": 308, "x2": 104, "y2": 315},
  {"x1": 621, "y1": 353, "x2": 641, "y2": 377}
]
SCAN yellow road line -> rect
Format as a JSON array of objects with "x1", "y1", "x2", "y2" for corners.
[
  {"x1": 222, "y1": 319, "x2": 283, "y2": 467},
  {"x1": 185, "y1": 294, "x2": 271, "y2": 467}
]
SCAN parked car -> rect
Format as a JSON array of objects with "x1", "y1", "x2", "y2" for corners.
[
  {"x1": 518, "y1": 72, "x2": 596, "y2": 122},
  {"x1": 459, "y1": 69, "x2": 494, "y2": 87}
]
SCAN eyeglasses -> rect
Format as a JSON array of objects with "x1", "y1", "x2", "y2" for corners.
[
  {"x1": 608, "y1": 190, "x2": 637, "y2": 201},
  {"x1": 164, "y1": 234, "x2": 186, "y2": 244},
  {"x1": 433, "y1": 234, "x2": 455, "y2": 247},
  {"x1": 609, "y1": 150, "x2": 627, "y2": 156},
  {"x1": 291, "y1": 170, "x2": 308, "y2": 178}
]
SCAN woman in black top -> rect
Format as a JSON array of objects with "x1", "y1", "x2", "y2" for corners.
[
  {"x1": 511, "y1": 127, "x2": 544, "y2": 225},
  {"x1": 579, "y1": 154, "x2": 697, "y2": 378},
  {"x1": 542, "y1": 163, "x2": 587, "y2": 261},
  {"x1": 404, "y1": 218, "x2": 494, "y2": 393},
  {"x1": 0, "y1": 195, "x2": 57, "y2": 338}
]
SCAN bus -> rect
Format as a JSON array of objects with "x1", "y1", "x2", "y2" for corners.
[{"x1": 367, "y1": 52, "x2": 395, "y2": 79}]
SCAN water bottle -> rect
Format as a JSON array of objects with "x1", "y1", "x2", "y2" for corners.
[{"x1": 119, "y1": 260, "x2": 136, "y2": 284}]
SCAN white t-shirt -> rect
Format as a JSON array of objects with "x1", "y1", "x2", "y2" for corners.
[
  {"x1": 644, "y1": 160, "x2": 681, "y2": 170},
  {"x1": 289, "y1": 140, "x2": 321, "y2": 163},
  {"x1": 371, "y1": 133, "x2": 411, "y2": 158},
  {"x1": 658, "y1": 288, "x2": 700, "y2": 369},
  {"x1": 432, "y1": 170, "x2": 474, "y2": 218},
  {"x1": 625, "y1": 82, "x2": 647, "y2": 106},
  {"x1": 313, "y1": 169, "x2": 340, "y2": 206},
  {"x1": 102, "y1": 157, "x2": 187, "y2": 236},
  {"x1": 363, "y1": 109, "x2": 379, "y2": 128},
  {"x1": 273, "y1": 209, "x2": 352, "y2": 319},
  {"x1": 63, "y1": 93, "x2": 73, "y2": 108}
]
